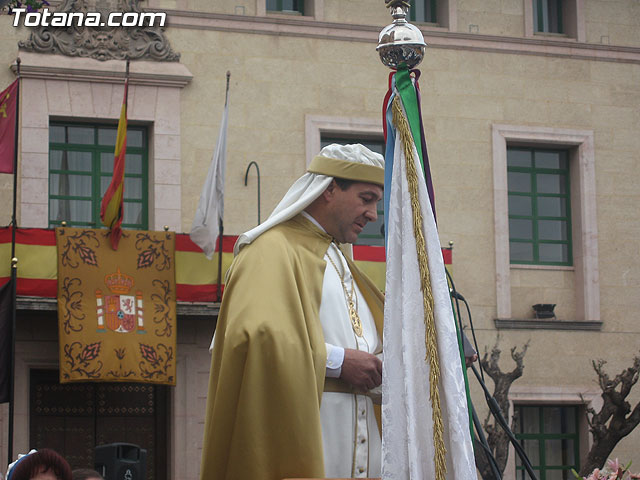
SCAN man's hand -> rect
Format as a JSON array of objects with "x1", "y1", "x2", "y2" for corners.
[
  {"x1": 340, "y1": 348, "x2": 382, "y2": 391},
  {"x1": 465, "y1": 353, "x2": 478, "y2": 368}
]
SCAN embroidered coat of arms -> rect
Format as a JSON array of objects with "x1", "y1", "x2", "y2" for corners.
[{"x1": 56, "y1": 227, "x2": 176, "y2": 385}]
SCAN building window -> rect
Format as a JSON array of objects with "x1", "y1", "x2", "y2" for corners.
[
  {"x1": 410, "y1": 0, "x2": 437, "y2": 23},
  {"x1": 526, "y1": 0, "x2": 583, "y2": 41},
  {"x1": 492, "y1": 125, "x2": 599, "y2": 323},
  {"x1": 533, "y1": 0, "x2": 563, "y2": 33},
  {"x1": 320, "y1": 136, "x2": 384, "y2": 246},
  {"x1": 49, "y1": 123, "x2": 148, "y2": 230},
  {"x1": 267, "y1": 0, "x2": 304, "y2": 14},
  {"x1": 508, "y1": 147, "x2": 571, "y2": 266},
  {"x1": 515, "y1": 404, "x2": 580, "y2": 479}
]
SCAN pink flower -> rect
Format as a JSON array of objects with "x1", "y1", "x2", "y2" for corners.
[
  {"x1": 583, "y1": 461, "x2": 640, "y2": 480},
  {"x1": 607, "y1": 459, "x2": 621, "y2": 473}
]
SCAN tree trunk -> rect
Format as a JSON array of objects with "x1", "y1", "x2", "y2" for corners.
[
  {"x1": 579, "y1": 356, "x2": 640, "y2": 476},
  {"x1": 580, "y1": 434, "x2": 620, "y2": 475},
  {"x1": 474, "y1": 337, "x2": 529, "y2": 480}
]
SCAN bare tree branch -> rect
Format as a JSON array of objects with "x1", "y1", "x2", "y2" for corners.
[
  {"x1": 474, "y1": 337, "x2": 530, "y2": 480},
  {"x1": 580, "y1": 354, "x2": 640, "y2": 476}
]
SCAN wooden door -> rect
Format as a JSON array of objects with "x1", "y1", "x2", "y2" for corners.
[{"x1": 29, "y1": 369, "x2": 167, "y2": 480}]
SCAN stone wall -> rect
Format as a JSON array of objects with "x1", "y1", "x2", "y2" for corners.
[{"x1": 0, "y1": 0, "x2": 639, "y2": 475}]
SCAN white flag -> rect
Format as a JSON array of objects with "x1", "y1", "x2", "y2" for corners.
[
  {"x1": 382, "y1": 96, "x2": 476, "y2": 478},
  {"x1": 190, "y1": 95, "x2": 229, "y2": 259}
]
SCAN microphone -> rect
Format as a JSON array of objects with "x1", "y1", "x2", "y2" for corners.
[{"x1": 449, "y1": 289, "x2": 466, "y2": 301}]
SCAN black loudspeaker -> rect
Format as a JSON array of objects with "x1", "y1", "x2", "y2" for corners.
[{"x1": 95, "y1": 443, "x2": 147, "y2": 480}]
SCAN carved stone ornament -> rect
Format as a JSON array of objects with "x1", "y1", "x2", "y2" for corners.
[{"x1": 19, "y1": 0, "x2": 180, "y2": 62}]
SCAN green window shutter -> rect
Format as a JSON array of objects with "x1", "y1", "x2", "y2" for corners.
[
  {"x1": 515, "y1": 405, "x2": 580, "y2": 479},
  {"x1": 266, "y1": 0, "x2": 304, "y2": 14},
  {"x1": 508, "y1": 147, "x2": 572, "y2": 266},
  {"x1": 533, "y1": 0, "x2": 564, "y2": 33},
  {"x1": 410, "y1": 0, "x2": 437, "y2": 23},
  {"x1": 49, "y1": 123, "x2": 149, "y2": 230}
]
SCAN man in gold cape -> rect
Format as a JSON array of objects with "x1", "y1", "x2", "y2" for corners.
[{"x1": 199, "y1": 144, "x2": 385, "y2": 480}]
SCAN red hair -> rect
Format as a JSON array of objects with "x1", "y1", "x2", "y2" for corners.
[{"x1": 8, "y1": 448, "x2": 72, "y2": 480}]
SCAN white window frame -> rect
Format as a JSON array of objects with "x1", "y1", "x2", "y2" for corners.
[
  {"x1": 17, "y1": 53, "x2": 191, "y2": 232},
  {"x1": 492, "y1": 124, "x2": 599, "y2": 322},
  {"x1": 305, "y1": 115, "x2": 383, "y2": 167}
]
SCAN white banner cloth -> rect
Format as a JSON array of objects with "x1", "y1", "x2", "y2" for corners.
[
  {"x1": 190, "y1": 99, "x2": 229, "y2": 259},
  {"x1": 382, "y1": 134, "x2": 476, "y2": 479}
]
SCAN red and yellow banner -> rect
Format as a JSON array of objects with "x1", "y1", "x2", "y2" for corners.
[
  {"x1": 0, "y1": 228, "x2": 57, "y2": 296},
  {"x1": 0, "y1": 227, "x2": 237, "y2": 301},
  {"x1": 353, "y1": 243, "x2": 452, "y2": 292},
  {"x1": 100, "y1": 80, "x2": 128, "y2": 250},
  {"x1": 1, "y1": 227, "x2": 451, "y2": 301},
  {"x1": 0, "y1": 79, "x2": 18, "y2": 174},
  {"x1": 176, "y1": 234, "x2": 235, "y2": 301},
  {"x1": 56, "y1": 227, "x2": 176, "y2": 384}
]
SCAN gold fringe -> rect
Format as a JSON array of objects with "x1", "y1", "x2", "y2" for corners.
[{"x1": 392, "y1": 95, "x2": 447, "y2": 480}]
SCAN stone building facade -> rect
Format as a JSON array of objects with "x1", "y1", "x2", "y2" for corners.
[{"x1": 0, "y1": 0, "x2": 639, "y2": 478}]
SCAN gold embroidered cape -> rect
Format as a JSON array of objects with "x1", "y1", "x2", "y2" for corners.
[{"x1": 199, "y1": 215, "x2": 383, "y2": 480}]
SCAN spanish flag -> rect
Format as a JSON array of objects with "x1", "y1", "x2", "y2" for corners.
[
  {"x1": 100, "y1": 78, "x2": 128, "y2": 250},
  {"x1": 0, "y1": 80, "x2": 18, "y2": 174}
]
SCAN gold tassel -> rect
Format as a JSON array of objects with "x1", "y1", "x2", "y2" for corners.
[{"x1": 392, "y1": 95, "x2": 447, "y2": 480}]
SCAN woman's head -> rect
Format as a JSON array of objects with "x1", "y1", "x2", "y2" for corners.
[
  {"x1": 71, "y1": 469, "x2": 103, "y2": 480},
  {"x1": 7, "y1": 449, "x2": 72, "y2": 480}
]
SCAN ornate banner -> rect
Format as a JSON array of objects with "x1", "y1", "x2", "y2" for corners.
[{"x1": 56, "y1": 227, "x2": 176, "y2": 385}]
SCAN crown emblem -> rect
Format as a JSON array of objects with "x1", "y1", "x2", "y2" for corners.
[{"x1": 104, "y1": 267, "x2": 134, "y2": 295}]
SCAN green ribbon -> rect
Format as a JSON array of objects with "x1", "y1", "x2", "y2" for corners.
[
  {"x1": 395, "y1": 67, "x2": 424, "y2": 170},
  {"x1": 451, "y1": 293, "x2": 475, "y2": 442}
]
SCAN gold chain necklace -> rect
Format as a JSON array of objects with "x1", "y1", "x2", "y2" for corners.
[{"x1": 326, "y1": 244, "x2": 363, "y2": 337}]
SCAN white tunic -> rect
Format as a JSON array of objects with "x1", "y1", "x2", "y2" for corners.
[{"x1": 319, "y1": 242, "x2": 382, "y2": 478}]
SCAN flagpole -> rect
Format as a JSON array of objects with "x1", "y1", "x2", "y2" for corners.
[
  {"x1": 125, "y1": 57, "x2": 130, "y2": 107},
  {"x1": 215, "y1": 218, "x2": 223, "y2": 302},
  {"x1": 7, "y1": 56, "x2": 21, "y2": 465},
  {"x1": 7, "y1": 258, "x2": 16, "y2": 466},
  {"x1": 10, "y1": 58, "x2": 20, "y2": 258},
  {"x1": 215, "y1": 71, "x2": 230, "y2": 302}
]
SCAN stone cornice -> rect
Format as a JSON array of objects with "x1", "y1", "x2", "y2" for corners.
[
  {"x1": 12, "y1": 51, "x2": 193, "y2": 87},
  {"x1": 155, "y1": 9, "x2": 640, "y2": 65}
]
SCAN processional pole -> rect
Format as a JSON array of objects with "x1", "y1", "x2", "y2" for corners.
[{"x1": 376, "y1": 3, "x2": 481, "y2": 479}]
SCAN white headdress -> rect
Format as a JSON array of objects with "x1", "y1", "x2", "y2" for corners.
[
  {"x1": 234, "y1": 144, "x2": 384, "y2": 254},
  {"x1": 6, "y1": 450, "x2": 37, "y2": 480}
]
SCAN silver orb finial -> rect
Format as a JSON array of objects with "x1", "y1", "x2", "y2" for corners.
[{"x1": 377, "y1": 1, "x2": 426, "y2": 70}]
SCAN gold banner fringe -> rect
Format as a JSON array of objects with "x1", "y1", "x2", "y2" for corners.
[{"x1": 392, "y1": 95, "x2": 447, "y2": 479}]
